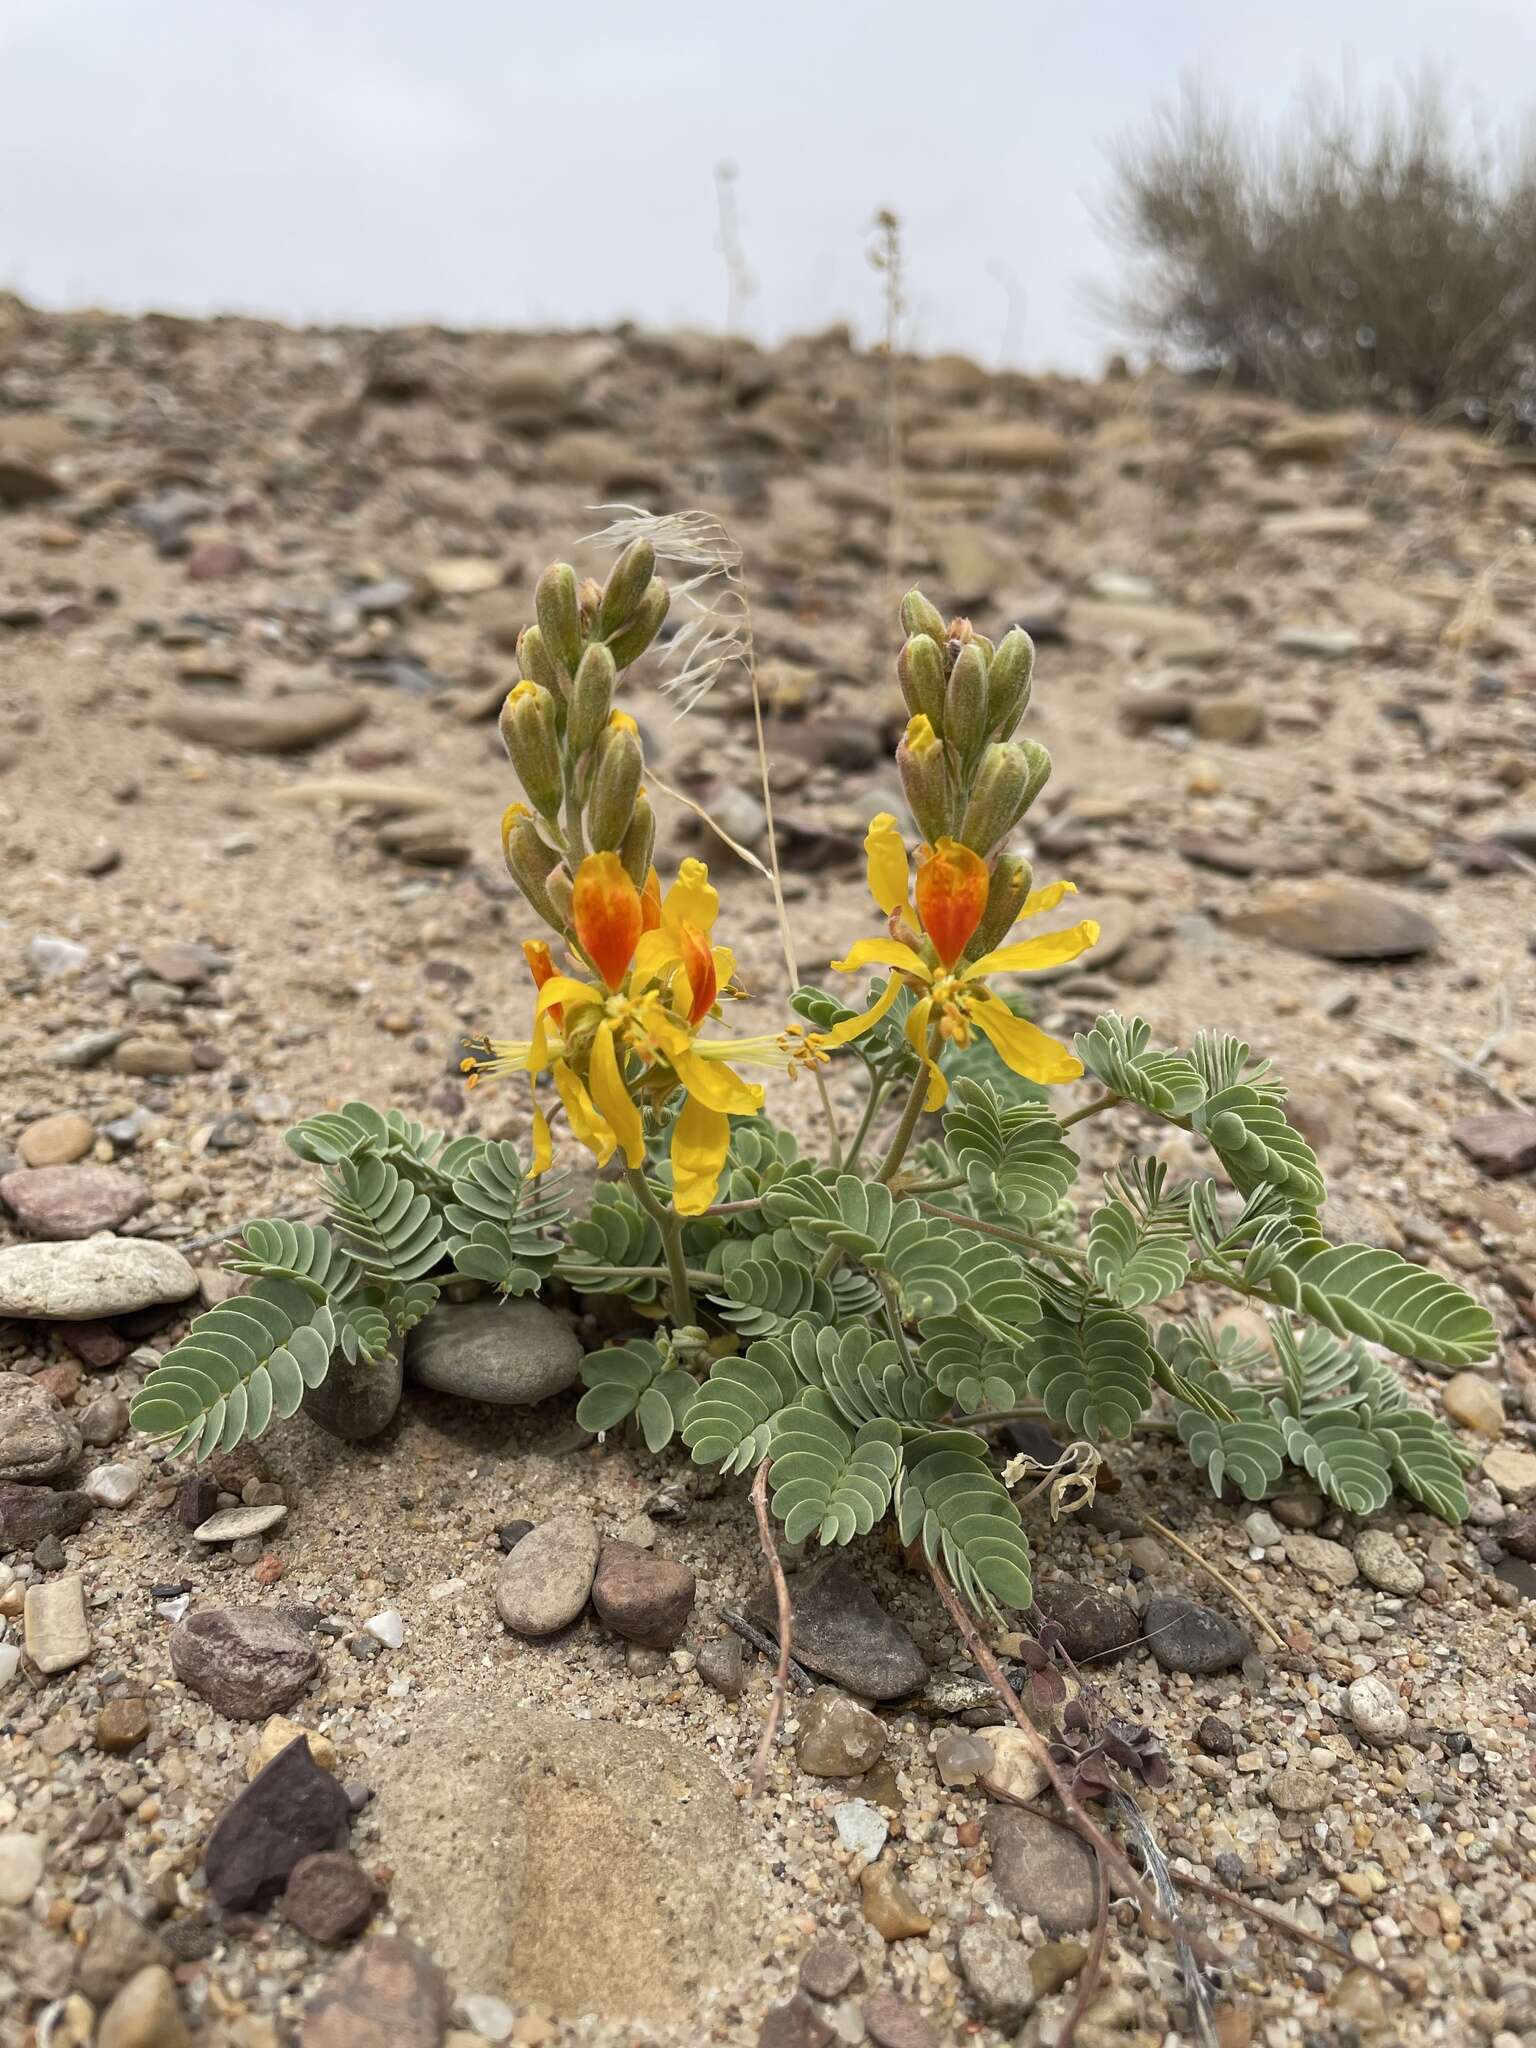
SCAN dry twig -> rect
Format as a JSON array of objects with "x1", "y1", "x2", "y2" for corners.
[
  {"x1": 1137, "y1": 1512, "x2": 1287, "y2": 1651},
  {"x1": 1056, "y1": 1842, "x2": 1111, "y2": 2048},
  {"x1": 749, "y1": 1458, "x2": 793, "y2": 1801}
]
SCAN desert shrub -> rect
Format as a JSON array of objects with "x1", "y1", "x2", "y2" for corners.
[{"x1": 1106, "y1": 78, "x2": 1536, "y2": 433}]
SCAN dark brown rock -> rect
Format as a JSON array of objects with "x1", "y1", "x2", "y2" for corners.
[
  {"x1": 170, "y1": 1605, "x2": 320, "y2": 1719},
  {"x1": 176, "y1": 1472, "x2": 220, "y2": 1528},
  {"x1": 0, "y1": 1480, "x2": 91, "y2": 1551},
  {"x1": 57, "y1": 1320, "x2": 130, "y2": 1369},
  {"x1": 205, "y1": 1737, "x2": 351, "y2": 1910},
  {"x1": 299, "y1": 1936, "x2": 450, "y2": 2048},
  {"x1": 0, "y1": 1163, "x2": 148, "y2": 1240},
  {"x1": 1453, "y1": 1112, "x2": 1536, "y2": 1179},
  {"x1": 748, "y1": 1556, "x2": 926, "y2": 1701},
  {"x1": 1031, "y1": 1579, "x2": 1139, "y2": 1662},
  {"x1": 1503, "y1": 1513, "x2": 1536, "y2": 1562},
  {"x1": 95, "y1": 1698, "x2": 152, "y2": 1753},
  {"x1": 590, "y1": 1540, "x2": 696, "y2": 1649},
  {"x1": 281, "y1": 1850, "x2": 379, "y2": 1943},
  {"x1": 696, "y1": 1634, "x2": 746, "y2": 1701},
  {"x1": 983, "y1": 1807, "x2": 1100, "y2": 1933}
]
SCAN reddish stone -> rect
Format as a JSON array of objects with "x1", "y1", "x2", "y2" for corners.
[
  {"x1": 32, "y1": 1360, "x2": 82, "y2": 1405},
  {"x1": 57, "y1": 1321, "x2": 130, "y2": 1370},
  {"x1": 186, "y1": 540, "x2": 248, "y2": 581},
  {"x1": 590, "y1": 1541, "x2": 696, "y2": 1649},
  {"x1": 254, "y1": 1552, "x2": 286, "y2": 1586}
]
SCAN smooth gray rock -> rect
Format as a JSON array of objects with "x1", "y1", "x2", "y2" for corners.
[
  {"x1": 405, "y1": 1297, "x2": 580, "y2": 1406},
  {"x1": 495, "y1": 1514, "x2": 600, "y2": 1636},
  {"x1": 983, "y1": 1807, "x2": 1099, "y2": 1933},
  {"x1": 1143, "y1": 1594, "x2": 1250, "y2": 1674},
  {"x1": 303, "y1": 1337, "x2": 403, "y2": 1441},
  {"x1": 0, "y1": 1237, "x2": 198, "y2": 1319},
  {"x1": 748, "y1": 1556, "x2": 926, "y2": 1701}
]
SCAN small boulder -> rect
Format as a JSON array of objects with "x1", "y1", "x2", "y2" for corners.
[
  {"x1": 982, "y1": 1807, "x2": 1099, "y2": 1933},
  {"x1": 590, "y1": 1540, "x2": 696, "y2": 1649},
  {"x1": 405, "y1": 1296, "x2": 581, "y2": 1405},
  {"x1": 171, "y1": 1605, "x2": 320, "y2": 1719},
  {"x1": 0, "y1": 1163, "x2": 148, "y2": 1240},
  {"x1": 748, "y1": 1555, "x2": 925, "y2": 1701},
  {"x1": 205, "y1": 1737, "x2": 352, "y2": 1909},
  {"x1": 1031, "y1": 1579, "x2": 1139, "y2": 1662},
  {"x1": 494, "y1": 1513, "x2": 600, "y2": 1636},
  {"x1": 0, "y1": 1237, "x2": 197, "y2": 1320}
]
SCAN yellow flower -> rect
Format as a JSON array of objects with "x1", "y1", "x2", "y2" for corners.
[
  {"x1": 463, "y1": 853, "x2": 784, "y2": 1214},
  {"x1": 821, "y1": 813, "x2": 1099, "y2": 1109}
]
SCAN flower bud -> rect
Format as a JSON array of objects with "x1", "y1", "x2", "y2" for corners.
[
  {"x1": 897, "y1": 715, "x2": 951, "y2": 844},
  {"x1": 535, "y1": 562, "x2": 583, "y2": 677},
  {"x1": 1014, "y1": 738, "x2": 1053, "y2": 822},
  {"x1": 986, "y1": 627, "x2": 1034, "y2": 737},
  {"x1": 544, "y1": 861, "x2": 574, "y2": 927},
  {"x1": 958, "y1": 742, "x2": 1029, "y2": 856},
  {"x1": 515, "y1": 623, "x2": 563, "y2": 697},
  {"x1": 586, "y1": 713, "x2": 644, "y2": 851},
  {"x1": 618, "y1": 788, "x2": 656, "y2": 886},
  {"x1": 944, "y1": 641, "x2": 988, "y2": 761},
  {"x1": 598, "y1": 539, "x2": 657, "y2": 637},
  {"x1": 969, "y1": 853, "x2": 1034, "y2": 959},
  {"x1": 578, "y1": 576, "x2": 603, "y2": 637},
  {"x1": 605, "y1": 577, "x2": 670, "y2": 669},
  {"x1": 502, "y1": 805, "x2": 565, "y2": 929},
  {"x1": 499, "y1": 681, "x2": 564, "y2": 822},
  {"x1": 900, "y1": 588, "x2": 947, "y2": 644},
  {"x1": 897, "y1": 633, "x2": 947, "y2": 729},
  {"x1": 567, "y1": 641, "x2": 617, "y2": 756}
]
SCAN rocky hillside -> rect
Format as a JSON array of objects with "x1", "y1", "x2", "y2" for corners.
[{"x1": 0, "y1": 298, "x2": 1534, "y2": 2048}]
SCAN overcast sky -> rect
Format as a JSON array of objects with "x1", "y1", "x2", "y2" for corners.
[{"x1": 3, "y1": 0, "x2": 1533, "y2": 372}]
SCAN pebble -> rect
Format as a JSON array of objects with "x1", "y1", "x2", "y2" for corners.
[
  {"x1": 205, "y1": 1735, "x2": 352, "y2": 1909},
  {"x1": 1143, "y1": 1594, "x2": 1251, "y2": 1673},
  {"x1": 78, "y1": 1391, "x2": 130, "y2": 1447},
  {"x1": 494, "y1": 1513, "x2": 600, "y2": 1636},
  {"x1": 193, "y1": 1501, "x2": 288, "y2": 1543},
  {"x1": 0, "y1": 1644, "x2": 19, "y2": 1691},
  {"x1": 1354, "y1": 1529, "x2": 1424, "y2": 1596},
  {"x1": 0, "y1": 1479, "x2": 91, "y2": 1549},
  {"x1": 983, "y1": 1807, "x2": 1099, "y2": 1932},
  {"x1": 796, "y1": 1689, "x2": 887, "y2": 1776},
  {"x1": 1283, "y1": 1529, "x2": 1359, "y2": 1588},
  {"x1": 760, "y1": 1996, "x2": 834, "y2": 2047},
  {"x1": 404, "y1": 1296, "x2": 582, "y2": 1405},
  {"x1": 1244, "y1": 1510, "x2": 1283, "y2": 1549},
  {"x1": 1227, "y1": 880, "x2": 1438, "y2": 961},
  {"x1": 170, "y1": 1605, "x2": 320, "y2": 1718},
  {"x1": 112, "y1": 1038, "x2": 195, "y2": 1078},
  {"x1": 248, "y1": 1713, "x2": 339, "y2": 1779},
  {"x1": 298, "y1": 1936, "x2": 451, "y2": 2048},
  {"x1": 858, "y1": 1859, "x2": 932, "y2": 1939},
  {"x1": 1267, "y1": 1764, "x2": 1330, "y2": 1813},
  {"x1": 977, "y1": 1724, "x2": 1051, "y2": 1804},
  {"x1": 364, "y1": 1607, "x2": 405, "y2": 1649},
  {"x1": 16, "y1": 1112, "x2": 95, "y2": 1166},
  {"x1": 748, "y1": 1555, "x2": 927, "y2": 1700},
  {"x1": 1484, "y1": 1446, "x2": 1536, "y2": 1500},
  {"x1": 84, "y1": 1461, "x2": 143, "y2": 1508},
  {"x1": 833, "y1": 1797, "x2": 889, "y2": 1859},
  {"x1": 96, "y1": 1698, "x2": 152, "y2": 1753},
  {"x1": 1270, "y1": 1491, "x2": 1325, "y2": 1529},
  {"x1": 0, "y1": 1373, "x2": 82, "y2": 1481},
  {"x1": 1030, "y1": 1941, "x2": 1088, "y2": 1995},
  {"x1": 0, "y1": 1162, "x2": 148, "y2": 1238},
  {"x1": 1452, "y1": 1111, "x2": 1536, "y2": 1179},
  {"x1": 1030, "y1": 1577, "x2": 1139, "y2": 1660},
  {"x1": 0, "y1": 1236, "x2": 197, "y2": 1318},
  {"x1": 1348, "y1": 1674, "x2": 1410, "y2": 1744},
  {"x1": 1197, "y1": 1714, "x2": 1239, "y2": 1756},
  {"x1": 590, "y1": 1540, "x2": 696, "y2": 1648},
  {"x1": 933, "y1": 1725, "x2": 996, "y2": 1786},
  {"x1": 76, "y1": 1900, "x2": 171, "y2": 2004},
  {"x1": 0, "y1": 1830, "x2": 45, "y2": 1906},
  {"x1": 27, "y1": 934, "x2": 90, "y2": 978},
  {"x1": 282, "y1": 1850, "x2": 379, "y2": 1943},
  {"x1": 1502, "y1": 1511, "x2": 1536, "y2": 1560},
  {"x1": 162, "y1": 692, "x2": 369, "y2": 753},
  {"x1": 24, "y1": 1573, "x2": 91, "y2": 1672},
  {"x1": 97, "y1": 1965, "x2": 190, "y2": 2048},
  {"x1": 799, "y1": 1936, "x2": 862, "y2": 2000},
  {"x1": 1442, "y1": 1372, "x2": 1505, "y2": 1436},
  {"x1": 863, "y1": 1990, "x2": 938, "y2": 2048},
  {"x1": 176, "y1": 1472, "x2": 220, "y2": 1527},
  {"x1": 957, "y1": 1921, "x2": 1037, "y2": 2027},
  {"x1": 697, "y1": 1634, "x2": 746, "y2": 1700}
]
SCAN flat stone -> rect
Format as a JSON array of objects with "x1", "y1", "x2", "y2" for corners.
[
  {"x1": 748, "y1": 1556, "x2": 926, "y2": 1701},
  {"x1": 1228, "y1": 881, "x2": 1437, "y2": 962},
  {"x1": 170, "y1": 1605, "x2": 320, "y2": 1719},
  {"x1": 206, "y1": 1736, "x2": 352, "y2": 1909},
  {"x1": 0, "y1": 1373, "x2": 81, "y2": 1480},
  {"x1": 1283, "y1": 1529, "x2": 1359, "y2": 1588},
  {"x1": 1353, "y1": 1530, "x2": 1424, "y2": 1597},
  {"x1": 1274, "y1": 625, "x2": 1363, "y2": 658},
  {"x1": 282, "y1": 1850, "x2": 379, "y2": 1943},
  {"x1": 1485, "y1": 1446, "x2": 1536, "y2": 1501},
  {"x1": 908, "y1": 421, "x2": 1073, "y2": 472},
  {"x1": 405, "y1": 1296, "x2": 581, "y2": 1405},
  {"x1": 494, "y1": 1513, "x2": 600, "y2": 1636},
  {"x1": 1143, "y1": 1594, "x2": 1250, "y2": 1674},
  {"x1": 957, "y1": 1920, "x2": 1036, "y2": 2027},
  {"x1": 193, "y1": 1502, "x2": 288, "y2": 1544},
  {"x1": 97, "y1": 1964, "x2": 190, "y2": 2048},
  {"x1": 112, "y1": 1038, "x2": 195, "y2": 1077},
  {"x1": 96, "y1": 1698, "x2": 152, "y2": 1753},
  {"x1": 162, "y1": 693, "x2": 368, "y2": 754},
  {"x1": 799, "y1": 1936, "x2": 862, "y2": 2000},
  {"x1": 24, "y1": 1574, "x2": 91, "y2": 1673},
  {"x1": 300, "y1": 1938, "x2": 450, "y2": 2048},
  {"x1": 1348, "y1": 1675, "x2": 1409, "y2": 1744},
  {"x1": 696, "y1": 1634, "x2": 745, "y2": 1700},
  {"x1": 0, "y1": 1480, "x2": 91, "y2": 1551},
  {"x1": 0, "y1": 1237, "x2": 197, "y2": 1319},
  {"x1": 1031, "y1": 1579, "x2": 1139, "y2": 1661},
  {"x1": 1442, "y1": 1372, "x2": 1504, "y2": 1436},
  {"x1": 375, "y1": 1701, "x2": 756, "y2": 2023},
  {"x1": 590, "y1": 1540, "x2": 695, "y2": 1649},
  {"x1": 1453, "y1": 1112, "x2": 1536, "y2": 1179},
  {"x1": 863, "y1": 1989, "x2": 938, "y2": 2048},
  {"x1": 1267, "y1": 1764, "x2": 1330, "y2": 1813},
  {"x1": 1262, "y1": 508, "x2": 1373, "y2": 541},
  {"x1": 0, "y1": 1163, "x2": 148, "y2": 1239},
  {"x1": 1191, "y1": 694, "x2": 1266, "y2": 745},
  {"x1": 797, "y1": 1689, "x2": 886, "y2": 1776},
  {"x1": 983, "y1": 1807, "x2": 1099, "y2": 1933},
  {"x1": 17, "y1": 1113, "x2": 95, "y2": 1167},
  {"x1": 0, "y1": 1830, "x2": 45, "y2": 1906}
]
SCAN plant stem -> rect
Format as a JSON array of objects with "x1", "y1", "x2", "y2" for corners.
[
  {"x1": 1059, "y1": 1090, "x2": 1121, "y2": 1131},
  {"x1": 875, "y1": 1033, "x2": 939, "y2": 1185},
  {"x1": 841, "y1": 1074, "x2": 890, "y2": 1175},
  {"x1": 623, "y1": 1167, "x2": 694, "y2": 1323},
  {"x1": 877, "y1": 1276, "x2": 920, "y2": 1373},
  {"x1": 749, "y1": 1457, "x2": 793, "y2": 1802},
  {"x1": 913, "y1": 1198, "x2": 1089, "y2": 1283},
  {"x1": 558, "y1": 1260, "x2": 716, "y2": 1289}
]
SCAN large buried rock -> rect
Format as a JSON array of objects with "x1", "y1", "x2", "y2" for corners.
[{"x1": 374, "y1": 1703, "x2": 759, "y2": 2025}]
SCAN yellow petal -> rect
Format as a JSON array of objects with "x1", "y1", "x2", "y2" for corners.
[
  {"x1": 663, "y1": 858, "x2": 718, "y2": 938},
  {"x1": 672, "y1": 1047, "x2": 763, "y2": 1116},
  {"x1": 969, "y1": 992, "x2": 1085, "y2": 1085},
  {"x1": 589, "y1": 1021, "x2": 646, "y2": 1168},
  {"x1": 830, "y1": 936, "x2": 930, "y2": 979},
  {"x1": 903, "y1": 996, "x2": 948, "y2": 1110},
  {"x1": 670, "y1": 1092, "x2": 731, "y2": 1216},
  {"x1": 1018, "y1": 879, "x2": 1077, "y2": 919},
  {"x1": 865, "y1": 812, "x2": 911, "y2": 918},
  {"x1": 535, "y1": 974, "x2": 603, "y2": 1018},
  {"x1": 528, "y1": 1100, "x2": 553, "y2": 1177},
  {"x1": 822, "y1": 973, "x2": 905, "y2": 1047},
  {"x1": 553, "y1": 1058, "x2": 616, "y2": 1168},
  {"x1": 966, "y1": 919, "x2": 1100, "y2": 979},
  {"x1": 630, "y1": 928, "x2": 681, "y2": 988}
]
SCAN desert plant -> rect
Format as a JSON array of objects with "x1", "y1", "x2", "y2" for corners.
[
  {"x1": 134, "y1": 532, "x2": 1493, "y2": 1611},
  {"x1": 1106, "y1": 76, "x2": 1536, "y2": 433}
]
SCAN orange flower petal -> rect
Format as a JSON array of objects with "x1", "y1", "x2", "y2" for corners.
[
  {"x1": 677, "y1": 921, "x2": 718, "y2": 1027},
  {"x1": 640, "y1": 865, "x2": 663, "y2": 933},
  {"x1": 522, "y1": 938, "x2": 561, "y2": 1024},
  {"x1": 572, "y1": 852, "x2": 643, "y2": 990},
  {"x1": 914, "y1": 838, "x2": 989, "y2": 969}
]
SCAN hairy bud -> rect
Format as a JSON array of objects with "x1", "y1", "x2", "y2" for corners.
[
  {"x1": 618, "y1": 788, "x2": 656, "y2": 886},
  {"x1": 897, "y1": 714, "x2": 951, "y2": 844},
  {"x1": 586, "y1": 713, "x2": 644, "y2": 851},
  {"x1": 958, "y1": 742, "x2": 1029, "y2": 856},
  {"x1": 567, "y1": 641, "x2": 617, "y2": 756},
  {"x1": 502, "y1": 805, "x2": 565, "y2": 929},
  {"x1": 544, "y1": 861, "x2": 574, "y2": 928},
  {"x1": 986, "y1": 627, "x2": 1034, "y2": 738},
  {"x1": 897, "y1": 633, "x2": 947, "y2": 730},
  {"x1": 535, "y1": 562, "x2": 583, "y2": 677},
  {"x1": 900, "y1": 588, "x2": 947, "y2": 644},
  {"x1": 598, "y1": 539, "x2": 657, "y2": 637},
  {"x1": 944, "y1": 641, "x2": 988, "y2": 761},
  {"x1": 515, "y1": 623, "x2": 563, "y2": 698},
  {"x1": 969, "y1": 853, "x2": 1034, "y2": 959},
  {"x1": 605, "y1": 577, "x2": 670, "y2": 669},
  {"x1": 1014, "y1": 738, "x2": 1053, "y2": 822},
  {"x1": 499, "y1": 681, "x2": 563, "y2": 822}
]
